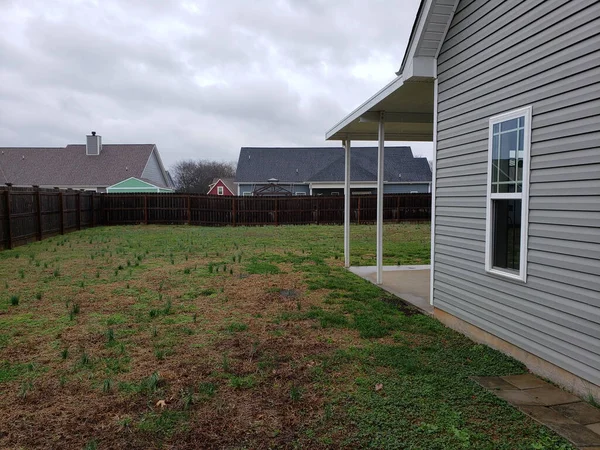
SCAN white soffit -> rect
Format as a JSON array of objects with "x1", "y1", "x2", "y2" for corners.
[{"x1": 326, "y1": 0, "x2": 457, "y2": 142}]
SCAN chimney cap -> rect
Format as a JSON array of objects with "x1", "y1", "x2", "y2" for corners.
[{"x1": 91, "y1": 131, "x2": 96, "y2": 136}]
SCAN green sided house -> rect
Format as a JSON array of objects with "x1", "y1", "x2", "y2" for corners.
[
  {"x1": 327, "y1": 0, "x2": 600, "y2": 401},
  {"x1": 107, "y1": 177, "x2": 174, "y2": 193}
]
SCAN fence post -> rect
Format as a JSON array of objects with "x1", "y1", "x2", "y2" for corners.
[
  {"x1": 4, "y1": 185, "x2": 13, "y2": 249},
  {"x1": 144, "y1": 195, "x2": 148, "y2": 225},
  {"x1": 316, "y1": 198, "x2": 320, "y2": 225},
  {"x1": 34, "y1": 186, "x2": 43, "y2": 241},
  {"x1": 187, "y1": 195, "x2": 191, "y2": 225},
  {"x1": 76, "y1": 191, "x2": 82, "y2": 230},
  {"x1": 275, "y1": 198, "x2": 278, "y2": 226},
  {"x1": 357, "y1": 197, "x2": 361, "y2": 225},
  {"x1": 91, "y1": 193, "x2": 96, "y2": 228},
  {"x1": 397, "y1": 195, "x2": 401, "y2": 223},
  {"x1": 58, "y1": 191, "x2": 65, "y2": 235},
  {"x1": 232, "y1": 197, "x2": 236, "y2": 226}
]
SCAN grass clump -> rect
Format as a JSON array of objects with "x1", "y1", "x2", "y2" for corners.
[
  {"x1": 245, "y1": 261, "x2": 280, "y2": 275},
  {"x1": 226, "y1": 322, "x2": 248, "y2": 333}
]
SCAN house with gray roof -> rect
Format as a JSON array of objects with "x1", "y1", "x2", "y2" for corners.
[
  {"x1": 0, "y1": 132, "x2": 174, "y2": 192},
  {"x1": 235, "y1": 146, "x2": 431, "y2": 196}
]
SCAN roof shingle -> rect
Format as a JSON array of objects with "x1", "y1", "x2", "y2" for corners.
[
  {"x1": 0, "y1": 144, "x2": 157, "y2": 187},
  {"x1": 235, "y1": 147, "x2": 431, "y2": 183}
]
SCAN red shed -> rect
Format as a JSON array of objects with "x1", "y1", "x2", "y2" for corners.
[{"x1": 207, "y1": 178, "x2": 236, "y2": 196}]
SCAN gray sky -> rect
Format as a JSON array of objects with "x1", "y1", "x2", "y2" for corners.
[{"x1": 0, "y1": 0, "x2": 432, "y2": 170}]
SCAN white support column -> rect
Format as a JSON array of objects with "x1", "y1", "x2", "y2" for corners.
[
  {"x1": 430, "y1": 76, "x2": 439, "y2": 306},
  {"x1": 344, "y1": 137, "x2": 351, "y2": 268},
  {"x1": 376, "y1": 112, "x2": 385, "y2": 285}
]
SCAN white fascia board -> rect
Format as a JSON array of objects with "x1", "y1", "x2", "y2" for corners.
[{"x1": 404, "y1": 56, "x2": 436, "y2": 79}]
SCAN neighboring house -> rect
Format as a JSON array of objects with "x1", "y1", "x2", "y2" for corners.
[
  {"x1": 0, "y1": 132, "x2": 174, "y2": 192},
  {"x1": 326, "y1": 0, "x2": 600, "y2": 399},
  {"x1": 207, "y1": 178, "x2": 236, "y2": 196},
  {"x1": 235, "y1": 147, "x2": 431, "y2": 196},
  {"x1": 106, "y1": 177, "x2": 174, "y2": 193}
]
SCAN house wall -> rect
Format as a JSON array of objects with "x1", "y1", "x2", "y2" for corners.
[
  {"x1": 237, "y1": 183, "x2": 310, "y2": 196},
  {"x1": 141, "y1": 149, "x2": 168, "y2": 187},
  {"x1": 311, "y1": 184, "x2": 430, "y2": 196},
  {"x1": 434, "y1": 0, "x2": 600, "y2": 386},
  {"x1": 384, "y1": 183, "x2": 430, "y2": 194},
  {"x1": 207, "y1": 180, "x2": 234, "y2": 196}
]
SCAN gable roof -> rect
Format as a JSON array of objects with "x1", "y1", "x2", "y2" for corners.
[
  {"x1": 0, "y1": 144, "x2": 160, "y2": 187},
  {"x1": 235, "y1": 147, "x2": 431, "y2": 184},
  {"x1": 209, "y1": 178, "x2": 236, "y2": 194},
  {"x1": 107, "y1": 176, "x2": 174, "y2": 191}
]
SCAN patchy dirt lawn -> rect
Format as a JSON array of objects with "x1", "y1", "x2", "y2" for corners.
[{"x1": 0, "y1": 224, "x2": 573, "y2": 449}]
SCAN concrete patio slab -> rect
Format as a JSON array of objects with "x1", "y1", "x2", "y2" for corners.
[{"x1": 348, "y1": 265, "x2": 432, "y2": 314}]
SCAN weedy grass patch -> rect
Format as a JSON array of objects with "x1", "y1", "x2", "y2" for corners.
[{"x1": 0, "y1": 224, "x2": 574, "y2": 449}]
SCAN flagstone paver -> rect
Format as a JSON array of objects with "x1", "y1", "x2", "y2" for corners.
[
  {"x1": 553, "y1": 403, "x2": 600, "y2": 425},
  {"x1": 501, "y1": 373, "x2": 550, "y2": 389},
  {"x1": 472, "y1": 375, "x2": 600, "y2": 449},
  {"x1": 519, "y1": 405, "x2": 578, "y2": 425},
  {"x1": 524, "y1": 386, "x2": 582, "y2": 406},
  {"x1": 470, "y1": 376, "x2": 518, "y2": 390},
  {"x1": 494, "y1": 388, "x2": 546, "y2": 406},
  {"x1": 546, "y1": 423, "x2": 600, "y2": 447}
]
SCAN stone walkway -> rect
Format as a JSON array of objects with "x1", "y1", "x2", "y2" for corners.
[{"x1": 473, "y1": 374, "x2": 600, "y2": 449}]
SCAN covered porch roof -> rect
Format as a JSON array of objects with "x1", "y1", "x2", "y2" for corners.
[
  {"x1": 325, "y1": 76, "x2": 435, "y2": 142},
  {"x1": 325, "y1": 0, "x2": 457, "y2": 290},
  {"x1": 325, "y1": 0, "x2": 457, "y2": 142}
]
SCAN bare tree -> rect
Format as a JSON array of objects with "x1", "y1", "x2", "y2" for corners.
[{"x1": 171, "y1": 160, "x2": 236, "y2": 193}]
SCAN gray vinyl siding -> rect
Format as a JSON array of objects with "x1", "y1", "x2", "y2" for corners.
[
  {"x1": 434, "y1": 0, "x2": 600, "y2": 385},
  {"x1": 141, "y1": 149, "x2": 168, "y2": 187}
]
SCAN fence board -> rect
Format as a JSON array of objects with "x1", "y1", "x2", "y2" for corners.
[
  {"x1": 0, "y1": 187, "x2": 102, "y2": 250},
  {"x1": 0, "y1": 187, "x2": 430, "y2": 251}
]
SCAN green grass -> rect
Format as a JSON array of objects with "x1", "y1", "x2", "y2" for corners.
[{"x1": 0, "y1": 224, "x2": 576, "y2": 449}]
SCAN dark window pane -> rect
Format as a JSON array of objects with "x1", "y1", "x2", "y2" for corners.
[
  {"x1": 492, "y1": 199, "x2": 522, "y2": 271},
  {"x1": 500, "y1": 118, "x2": 520, "y2": 132}
]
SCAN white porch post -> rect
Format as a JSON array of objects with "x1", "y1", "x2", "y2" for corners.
[
  {"x1": 344, "y1": 137, "x2": 351, "y2": 268},
  {"x1": 376, "y1": 112, "x2": 385, "y2": 284}
]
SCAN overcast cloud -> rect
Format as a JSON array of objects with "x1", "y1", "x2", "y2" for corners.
[{"x1": 0, "y1": 0, "x2": 432, "y2": 169}]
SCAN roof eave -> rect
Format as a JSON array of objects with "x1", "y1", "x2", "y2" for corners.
[{"x1": 326, "y1": 0, "x2": 458, "y2": 142}]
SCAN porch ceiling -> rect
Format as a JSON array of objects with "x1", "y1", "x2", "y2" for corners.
[{"x1": 326, "y1": 77, "x2": 435, "y2": 142}]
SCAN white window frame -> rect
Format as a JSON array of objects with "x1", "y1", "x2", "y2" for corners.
[
  {"x1": 217, "y1": 186, "x2": 224, "y2": 196},
  {"x1": 485, "y1": 106, "x2": 532, "y2": 282}
]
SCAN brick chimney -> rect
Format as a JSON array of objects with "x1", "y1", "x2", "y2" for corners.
[{"x1": 86, "y1": 131, "x2": 102, "y2": 156}]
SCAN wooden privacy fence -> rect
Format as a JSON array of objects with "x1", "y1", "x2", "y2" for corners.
[
  {"x1": 0, "y1": 187, "x2": 430, "y2": 250},
  {"x1": 0, "y1": 186, "x2": 102, "y2": 250},
  {"x1": 103, "y1": 193, "x2": 431, "y2": 226}
]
